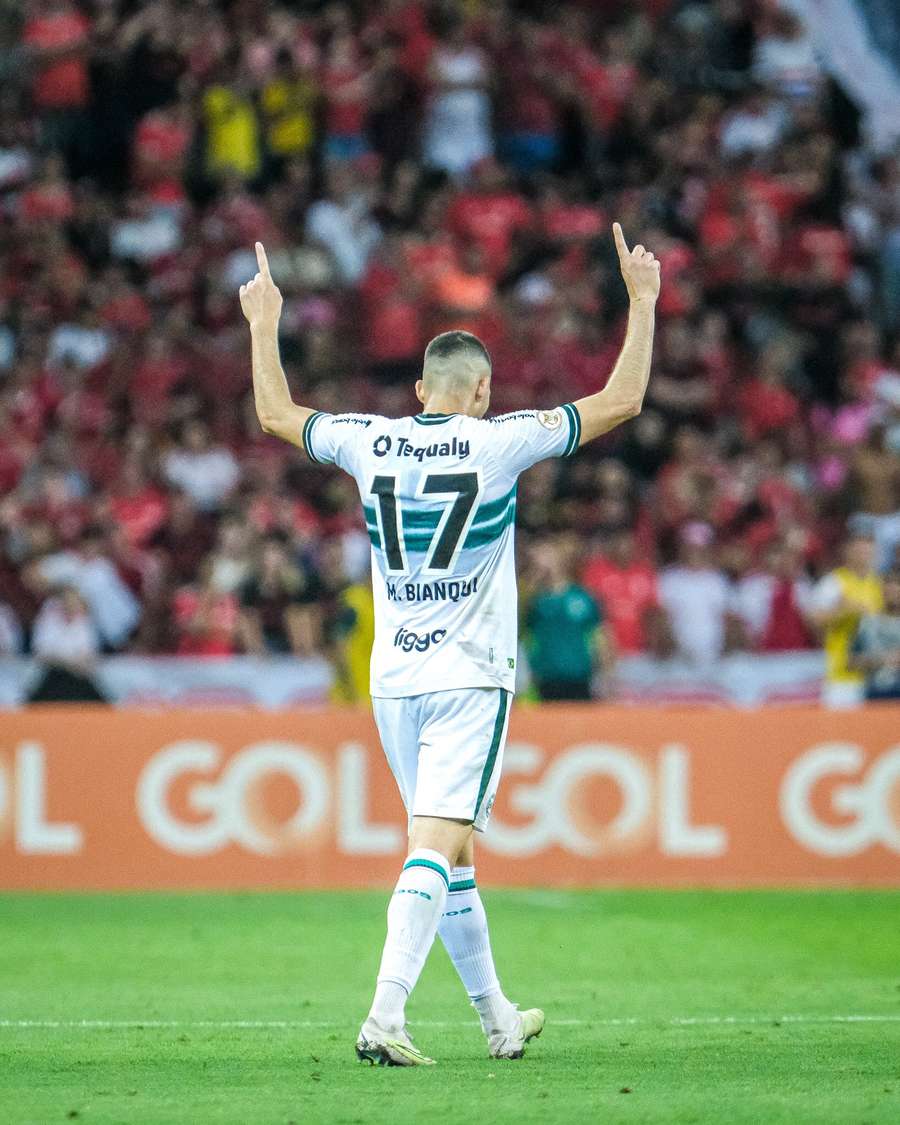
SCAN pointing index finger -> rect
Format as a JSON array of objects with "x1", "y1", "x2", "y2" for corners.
[
  {"x1": 255, "y1": 241, "x2": 271, "y2": 279},
  {"x1": 612, "y1": 222, "x2": 629, "y2": 261}
]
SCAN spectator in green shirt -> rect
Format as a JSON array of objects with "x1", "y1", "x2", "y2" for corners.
[{"x1": 525, "y1": 540, "x2": 606, "y2": 701}]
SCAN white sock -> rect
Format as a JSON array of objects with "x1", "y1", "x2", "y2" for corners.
[
  {"x1": 438, "y1": 866, "x2": 518, "y2": 1032},
  {"x1": 369, "y1": 848, "x2": 450, "y2": 1031}
]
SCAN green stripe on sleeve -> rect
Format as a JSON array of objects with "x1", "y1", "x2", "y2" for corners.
[
  {"x1": 473, "y1": 690, "x2": 510, "y2": 820},
  {"x1": 561, "y1": 402, "x2": 581, "y2": 457},
  {"x1": 559, "y1": 403, "x2": 574, "y2": 456},
  {"x1": 302, "y1": 411, "x2": 326, "y2": 463}
]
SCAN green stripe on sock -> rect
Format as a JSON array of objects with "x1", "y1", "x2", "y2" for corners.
[
  {"x1": 448, "y1": 879, "x2": 477, "y2": 893},
  {"x1": 473, "y1": 690, "x2": 509, "y2": 819},
  {"x1": 402, "y1": 858, "x2": 450, "y2": 888}
]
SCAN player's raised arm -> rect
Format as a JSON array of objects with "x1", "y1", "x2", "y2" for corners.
[
  {"x1": 571, "y1": 222, "x2": 660, "y2": 445},
  {"x1": 240, "y1": 242, "x2": 312, "y2": 449}
]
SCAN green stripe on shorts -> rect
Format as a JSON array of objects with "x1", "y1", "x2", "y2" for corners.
[{"x1": 473, "y1": 691, "x2": 509, "y2": 820}]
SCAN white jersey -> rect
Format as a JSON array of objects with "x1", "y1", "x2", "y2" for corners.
[{"x1": 304, "y1": 405, "x2": 582, "y2": 697}]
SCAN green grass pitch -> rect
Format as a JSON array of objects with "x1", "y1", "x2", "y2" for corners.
[{"x1": 1, "y1": 890, "x2": 898, "y2": 1124}]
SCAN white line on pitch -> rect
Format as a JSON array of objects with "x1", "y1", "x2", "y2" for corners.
[{"x1": 1, "y1": 1015, "x2": 899, "y2": 1030}]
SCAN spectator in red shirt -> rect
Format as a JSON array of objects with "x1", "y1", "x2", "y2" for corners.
[
  {"x1": 496, "y1": 20, "x2": 563, "y2": 173},
  {"x1": 132, "y1": 99, "x2": 192, "y2": 202},
  {"x1": 130, "y1": 332, "x2": 191, "y2": 425},
  {"x1": 321, "y1": 17, "x2": 371, "y2": 160},
  {"x1": 172, "y1": 568, "x2": 239, "y2": 657},
  {"x1": 360, "y1": 235, "x2": 425, "y2": 385},
  {"x1": 737, "y1": 340, "x2": 802, "y2": 441},
  {"x1": 23, "y1": 0, "x2": 90, "y2": 110},
  {"x1": 149, "y1": 491, "x2": 217, "y2": 588},
  {"x1": 431, "y1": 242, "x2": 495, "y2": 332},
  {"x1": 782, "y1": 214, "x2": 852, "y2": 289},
  {"x1": 20, "y1": 154, "x2": 74, "y2": 224},
  {"x1": 108, "y1": 459, "x2": 169, "y2": 550},
  {"x1": 446, "y1": 159, "x2": 532, "y2": 278},
  {"x1": 23, "y1": 0, "x2": 91, "y2": 173},
  {"x1": 732, "y1": 541, "x2": 815, "y2": 651},
  {"x1": 582, "y1": 527, "x2": 659, "y2": 655}
]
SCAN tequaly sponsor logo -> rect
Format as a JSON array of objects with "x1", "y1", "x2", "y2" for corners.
[{"x1": 373, "y1": 435, "x2": 470, "y2": 461}]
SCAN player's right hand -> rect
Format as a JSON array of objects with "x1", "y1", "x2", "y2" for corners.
[
  {"x1": 613, "y1": 222, "x2": 661, "y2": 305},
  {"x1": 239, "y1": 242, "x2": 283, "y2": 327}
]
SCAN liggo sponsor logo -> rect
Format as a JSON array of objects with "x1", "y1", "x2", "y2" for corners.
[{"x1": 392, "y1": 626, "x2": 447, "y2": 653}]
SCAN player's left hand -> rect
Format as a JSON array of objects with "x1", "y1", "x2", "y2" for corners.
[{"x1": 613, "y1": 222, "x2": 661, "y2": 305}]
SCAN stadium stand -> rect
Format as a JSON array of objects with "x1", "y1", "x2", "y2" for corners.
[{"x1": 0, "y1": 0, "x2": 897, "y2": 705}]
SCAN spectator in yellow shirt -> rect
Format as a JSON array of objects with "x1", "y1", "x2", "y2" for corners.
[
  {"x1": 330, "y1": 581, "x2": 375, "y2": 704},
  {"x1": 261, "y1": 49, "x2": 318, "y2": 162},
  {"x1": 202, "y1": 65, "x2": 261, "y2": 182},
  {"x1": 809, "y1": 531, "x2": 883, "y2": 708}
]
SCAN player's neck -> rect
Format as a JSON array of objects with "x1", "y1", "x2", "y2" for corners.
[{"x1": 419, "y1": 397, "x2": 469, "y2": 417}]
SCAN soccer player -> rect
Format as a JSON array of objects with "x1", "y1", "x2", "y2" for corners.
[{"x1": 240, "y1": 224, "x2": 660, "y2": 1066}]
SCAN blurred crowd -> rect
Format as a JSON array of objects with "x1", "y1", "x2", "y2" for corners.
[{"x1": 0, "y1": 0, "x2": 898, "y2": 703}]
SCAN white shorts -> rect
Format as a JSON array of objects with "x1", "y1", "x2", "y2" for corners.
[{"x1": 372, "y1": 688, "x2": 511, "y2": 832}]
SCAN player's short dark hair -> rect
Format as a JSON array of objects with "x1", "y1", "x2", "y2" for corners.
[{"x1": 424, "y1": 331, "x2": 492, "y2": 371}]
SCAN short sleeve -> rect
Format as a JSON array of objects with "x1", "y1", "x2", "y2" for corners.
[
  {"x1": 486, "y1": 404, "x2": 581, "y2": 476},
  {"x1": 302, "y1": 412, "x2": 380, "y2": 475}
]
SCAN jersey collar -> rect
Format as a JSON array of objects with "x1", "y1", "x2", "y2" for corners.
[{"x1": 413, "y1": 413, "x2": 458, "y2": 425}]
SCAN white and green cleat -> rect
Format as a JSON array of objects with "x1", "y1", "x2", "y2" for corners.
[
  {"x1": 486, "y1": 1007, "x2": 545, "y2": 1060},
  {"x1": 356, "y1": 1018, "x2": 436, "y2": 1067}
]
